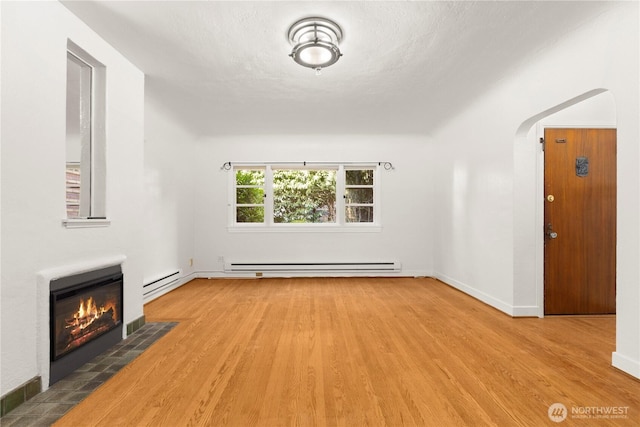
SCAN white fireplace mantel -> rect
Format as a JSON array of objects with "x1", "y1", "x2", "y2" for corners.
[{"x1": 36, "y1": 255, "x2": 127, "y2": 390}]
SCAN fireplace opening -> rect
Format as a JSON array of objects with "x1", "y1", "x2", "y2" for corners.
[{"x1": 49, "y1": 265, "x2": 123, "y2": 385}]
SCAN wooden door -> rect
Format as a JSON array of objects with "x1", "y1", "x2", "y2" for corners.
[{"x1": 544, "y1": 128, "x2": 616, "y2": 315}]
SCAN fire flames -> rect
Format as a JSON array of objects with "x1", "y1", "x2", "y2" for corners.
[
  {"x1": 66, "y1": 297, "x2": 111, "y2": 331},
  {"x1": 54, "y1": 288, "x2": 120, "y2": 360}
]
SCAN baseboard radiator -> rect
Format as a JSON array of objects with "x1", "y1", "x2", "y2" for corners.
[
  {"x1": 224, "y1": 261, "x2": 401, "y2": 274},
  {"x1": 143, "y1": 270, "x2": 182, "y2": 302}
]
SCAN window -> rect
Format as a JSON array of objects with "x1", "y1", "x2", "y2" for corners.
[
  {"x1": 65, "y1": 41, "x2": 106, "y2": 224},
  {"x1": 235, "y1": 168, "x2": 265, "y2": 223},
  {"x1": 345, "y1": 168, "x2": 374, "y2": 223},
  {"x1": 231, "y1": 164, "x2": 379, "y2": 229},
  {"x1": 273, "y1": 168, "x2": 337, "y2": 224}
]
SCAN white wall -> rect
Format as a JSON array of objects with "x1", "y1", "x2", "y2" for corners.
[
  {"x1": 193, "y1": 135, "x2": 433, "y2": 278},
  {"x1": 143, "y1": 91, "x2": 196, "y2": 290},
  {"x1": 433, "y1": 2, "x2": 639, "y2": 378},
  {"x1": 432, "y1": 109, "x2": 516, "y2": 313},
  {"x1": 0, "y1": 1, "x2": 145, "y2": 394}
]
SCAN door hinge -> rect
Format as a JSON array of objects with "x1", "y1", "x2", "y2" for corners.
[{"x1": 540, "y1": 137, "x2": 545, "y2": 151}]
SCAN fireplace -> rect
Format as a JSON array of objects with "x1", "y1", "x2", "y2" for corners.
[{"x1": 49, "y1": 265, "x2": 123, "y2": 384}]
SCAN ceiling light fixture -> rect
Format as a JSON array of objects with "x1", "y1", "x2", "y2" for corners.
[{"x1": 288, "y1": 17, "x2": 343, "y2": 75}]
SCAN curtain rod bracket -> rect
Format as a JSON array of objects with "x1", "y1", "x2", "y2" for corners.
[{"x1": 382, "y1": 162, "x2": 394, "y2": 170}]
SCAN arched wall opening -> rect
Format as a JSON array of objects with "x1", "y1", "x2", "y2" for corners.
[{"x1": 513, "y1": 89, "x2": 617, "y2": 318}]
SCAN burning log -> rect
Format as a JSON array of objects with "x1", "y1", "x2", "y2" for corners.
[{"x1": 56, "y1": 305, "x2": 117, "y2": 355}]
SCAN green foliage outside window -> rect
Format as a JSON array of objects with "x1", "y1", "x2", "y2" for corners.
[
  {"x1": 273, "y1": 170, "x2": 336, "y2": 223},
  {"x1": 345, "y1": 169, "x2": 374, "y2": 223},
  {"x1": 345, "y1": 169, "x2": 374, "y2": 185},
  {"x1": 234, "y1": 167, "x2": 374, "y2": 225},
  {"x1": 236, "y1": 169, "x2": 265, "y2": 223}
]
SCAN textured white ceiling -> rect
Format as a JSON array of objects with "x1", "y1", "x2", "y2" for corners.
[{"x1": 62, "y1": 1, "x2": 616, "y2": 137}]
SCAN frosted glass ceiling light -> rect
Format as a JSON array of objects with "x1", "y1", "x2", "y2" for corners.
[{"x1": 288, "y1": 17, "x2": 343, "y2": 74}]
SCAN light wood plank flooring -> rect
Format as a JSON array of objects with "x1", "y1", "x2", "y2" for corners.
[{"x1": 55, "y1": 277, "x2": 639, "y2": 426}]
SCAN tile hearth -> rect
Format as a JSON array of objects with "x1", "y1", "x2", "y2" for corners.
[{"x1": 0, "y1": 322, "x2": 177, "y2": 427}]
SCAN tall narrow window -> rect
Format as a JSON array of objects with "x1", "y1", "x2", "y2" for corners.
[
  {"x1": 235, "y1": 168, "x2": 265, "y2": 223},
  {"x1": 344, "y1": 168, "x2": 374, "y2": 223},
  {"x1": 65, "y1": 41, "x2": 106, "y2": 221},
  {"x1": 66, "y1": 53, "x2": 91, "y2": 218}
]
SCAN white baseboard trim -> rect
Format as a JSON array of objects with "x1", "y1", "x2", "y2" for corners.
[
  {"x1": 511, "y1": 306, "x2": 541, "y2": 317},
  {"x1": 182, "y1": 271, "x2": 198, "y2": 283},
  {"x1": 612, "y1": 351, "x2": 640, "y2": 379},
  {"x1": 433, "y1": 272, "x2": 539, "y2": 317},
  {"x1": 434, "y1": 272, "x2": 512, "y2": 315}
]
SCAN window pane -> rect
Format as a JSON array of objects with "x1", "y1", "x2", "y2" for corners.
[
  {"x1": 65, "y1": 42, "x2": 106, "y2": 222},
  {"x1": 236, "y1": 169, "x2": 264, "y2": 186},
  {"x1": 345, "y1": 188, "x2": 373, "y2": 204},
  {"x1": 346, "y1": 206, "x2": 374, "y2": 223},
  {"x1": 66, "y1": 53, "x2": 92, "y2": 218},
  {"x1": 345, "y1": 169, "x2": 374, "y2": 185},
  {"x1": 65, "y1": 164, "x2": 81, "y2": 218},
  {"x1": 237, "y1": 206, "x2": 264, "y2": 223},
  {"x1": 273, "y1": 169, "x2": 336, "y2": 223},
  {"x1": 236, "y1": 187, "x2": 264, "y2": 204}
]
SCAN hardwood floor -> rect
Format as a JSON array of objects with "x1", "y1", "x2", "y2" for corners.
[{"x1": 55, "y1": 278, "x2": 639, "y2": 426}]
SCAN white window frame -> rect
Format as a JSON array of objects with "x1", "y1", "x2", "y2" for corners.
[
  {"x1": 343, "y1": 166, "x2": 377, "y2": 224},
  {"x1": 234, "y1": 166, "x2": 266, "y2": 226},
  {"x1": 63, "y1": 40, "x2": 108, "y2": 228},
  {"x1": 228, "y1": 163, "x2": 381, "y2": 232}
]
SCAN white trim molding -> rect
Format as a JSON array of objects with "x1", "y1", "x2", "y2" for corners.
[
  {"x1": 433, "y1": 272, "x2": 540, "y2": 317},
  {"x1": 612, "y1": 352, "x2": 640, "y2": 379},
  {"x1": 62, "y1": 218, "x2": 111, "y2": 228}
]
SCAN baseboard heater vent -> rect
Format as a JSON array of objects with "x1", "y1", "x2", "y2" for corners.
[
  {"x1": 224, "y1": 262, "x2": 401, "y2": 273},
  {"x1": 143, "y1": 270, "x2": 181, "y2": 301}
]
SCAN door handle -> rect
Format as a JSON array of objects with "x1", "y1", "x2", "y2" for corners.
[{"x1": 546, "y1": 223, "x2": 558, "y2": 239}]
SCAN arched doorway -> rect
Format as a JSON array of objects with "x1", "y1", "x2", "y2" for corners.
[{"x1": 513, "y1": 89, "x2": 616, "y2": 318}]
